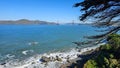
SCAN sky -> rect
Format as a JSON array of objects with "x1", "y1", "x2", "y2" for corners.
[{"x1": 0, "y1": 0, "x2": 83, "y2": 23}]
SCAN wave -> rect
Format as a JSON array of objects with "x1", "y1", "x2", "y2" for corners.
[
  {"x1": 22, "y1": 50, "x2": 34, "y2": 55},
  {"x1": 0, "y1": 43, "x2": 105, "y2": 68}
]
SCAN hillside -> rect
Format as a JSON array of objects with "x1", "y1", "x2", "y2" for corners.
[{"x1": 0, "y1": 19, "x2": 58, "y2": 25}]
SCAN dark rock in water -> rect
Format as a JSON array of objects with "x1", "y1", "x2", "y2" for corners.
[
  {"x1": 0, "y1": 62, "x2": 6, "y2": 65},
  {"x1": 49, "y1": 56, "x2": 54, "y2": 61},
  {"x1": 67, "y1": 59, "x2": 71, "y2": 63},
  {"x1": 24, "y1": 67, "x2": 28, "y2": 68},
  {"x1": 56, "y1": 56, "x2": 62, "y2": 61},
  {"x1": 40, "y1": 56, "x2": 50, "y2": 63},
  {"x1": 78, "y1": 49, "x2": 81, "y2": 52},
  {"x1": 59, "y1": 54, "x2": 62, "y2": 56},
  {"x1": 31, "y1": 62, "x2": 35, "y2": 64},
  {"x1": 33, "y1": 66, "x2": 37, "y2": 68},
  {"x1": 44, "y1": 63, "x2": 48, "y2": 67},
  {"x1": 77, "y1": 54, "x2": 80, "y2": 57}
]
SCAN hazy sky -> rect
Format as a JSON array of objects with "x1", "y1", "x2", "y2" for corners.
[{"x1": 0, "y1": 0, "x2": 83, "y2": 23}]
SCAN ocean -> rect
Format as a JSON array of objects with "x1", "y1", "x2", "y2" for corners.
[{"x1": 0, "y1": 24, "x2": 99, "y2": 68}]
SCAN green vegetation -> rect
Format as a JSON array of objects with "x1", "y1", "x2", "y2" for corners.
[
  {"x1": 84, "y1": 59, "x2": 98, "y2": 68},
  {"x1": 84, "y1": 34, "x2": 120, "y2": 68},
  {"x1": 108, "y1": 34, "x2": 120, "y2": 49}
]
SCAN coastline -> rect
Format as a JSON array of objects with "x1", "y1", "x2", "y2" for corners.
[{"x1": 0, "y1": 43, "x2": 105, "y2": 68}]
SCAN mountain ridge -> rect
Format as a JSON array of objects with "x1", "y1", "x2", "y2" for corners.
[{"x1": 0, "y1": 19, "x2": 59, "y2": 25}]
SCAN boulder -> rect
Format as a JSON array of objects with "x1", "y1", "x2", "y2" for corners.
[
  {"x1": 67, "y1": 59, "x2": 71, "y2": 63},
  {"x1": 56, "y1": 56, "x2": 62, "y2": 61},
  {"x1": 40, "y1": 56, "x2": 50, "y2": 63},
  {"x1": 31, "y1": 62, "x2": 35, "y2": 64},
  {"x1": 0, "y1": 62, "x2": 6, "y2": 65}
]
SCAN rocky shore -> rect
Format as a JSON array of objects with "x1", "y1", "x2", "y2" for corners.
[
  {"x1": 60, "y1": 47, "x2": 100, "y2": 68},
  {"x1": 0, "y1": 44, "x2": 104, "y2": 68}
]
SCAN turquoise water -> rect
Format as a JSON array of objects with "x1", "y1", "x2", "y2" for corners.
[{"x1": 0, "y1": 24, "x2": 96, "y2": 62}]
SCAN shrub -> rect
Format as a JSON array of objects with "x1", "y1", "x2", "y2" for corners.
[
  {"x1": 83, "y1": 34, "x2": 120, "y2": 68},
  {"x1": 100, "y1": 44, "x2": 112, "y2": 50},
  {"x1": 84, "y1": 59, "x2": 98, "y2": 68},
  {"x1": 108, "y1": 34, "x2": 120, "y2": 49}
]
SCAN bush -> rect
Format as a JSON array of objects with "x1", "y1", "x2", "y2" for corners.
[
  {"x1": 109, "y1": 54, "x2": 114, "y2": 59},
  {"x1": 84, "y1": 59, "x2": 98, "y2": 68},
  {"x1": 83, "y1": 34, "x2": 120, "y2": 68},
  {"x1": 100, "y1": 44, "x2": 112, "y2": 50},
  {"x1": 108, "y1": 34, "x2": 120, "y2": 49}
]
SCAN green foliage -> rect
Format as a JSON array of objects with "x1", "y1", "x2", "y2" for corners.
[
  {"x1": 109, "y1": 54, "x2": 114, "y2": 59},
  {"x1": 100, "y1": 44, "x2": 112, "y2": 50},
  {"x1": 84, "y1": 55, "x2": 119, "y2": 68},
  {"x1": 110, "y1": 59, "x2": 118, "y2": 68},
  {"x1": 83, "y1": 34, "x2": 120, "y2": 68},
  {"x1": 84, "y1": 59, "x2": 98, "y2": 68},
  {"x1": 104, "y1": 57, "x2": 109, "y2": 66},
  {"x1": 108, "y1": 34, "x2": 120, "y2": 49}
]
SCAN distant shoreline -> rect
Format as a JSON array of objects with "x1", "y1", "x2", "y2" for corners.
[
  {"x1": 0, "y1": 19, "x2": 59, "y2": 25},
  {"x1": 0, "y1": 19, "x2": 91, "y2": 25}
]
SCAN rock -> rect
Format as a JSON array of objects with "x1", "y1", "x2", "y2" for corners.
[
  {"x1": 78, "y1": 49, "x2": 81, "y2": 52},
  {"x1": 67, "y1": 56, "x2": 70, "y2": 63},
  {"x1": 67, "y1": 59, "x2": 71, "y2": 63},
  {"x1": 31, "y1": 62, "x2": 35, "y2": 64},
  {"x1": 0, "y1": 62, "x2": 6, "y2": 65},
  {"x1": 59, "y1": 54, "x2": 62, "y2": 56},
  {"x1": 24, "y1": 67, "x2": 28, "y2": 68},
  {"x1": 77, "y1": 54, "x2": 80, "y2": 57},
  {"x1": 67, "y1": 55, "x2": 70, "y2": 59},
  {"x1": 56, "y1": 56, "x2": 62, "y2": 61},
  {"x1": 95, "y1": 47, "x2": 100, "y2": 51},
  {"x1": 60, "y1": 63, "x2": 72, "y2": 68},
  {"x1": 44, "y1": 63, "x2": 48, "y2": 67},
  {"x1": 40, "y1": 56, "x2": 50, "y2": 63},
  {"x1": 74, "y1": 66, "x2": 78, "y2": 68}
]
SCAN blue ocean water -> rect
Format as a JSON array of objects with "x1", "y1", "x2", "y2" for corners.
[{"x1": 0, "y1": 24, "x2": 97, "y2": 62}]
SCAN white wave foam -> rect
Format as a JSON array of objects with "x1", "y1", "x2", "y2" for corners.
[
  {"x1": 22, "y1": 50, "x2": 34, "y2": 55},
  {"x1": 6, "y1": 54, "x2": 15, "y2": 59},
  {"x1": 28, "y1": 42, "x2": 39, "y2": 45},
  {"x1": 1, "y1": 43, "x2": 105, "y2": 68}
]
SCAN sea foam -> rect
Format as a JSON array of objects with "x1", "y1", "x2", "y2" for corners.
[{"x1": 0, "y1": 43, "x2": 105, "y2": 68}]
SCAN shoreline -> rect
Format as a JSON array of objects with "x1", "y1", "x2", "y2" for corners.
[{"x1": 0, "y1": 43, "x2": 105, "y2": 68}]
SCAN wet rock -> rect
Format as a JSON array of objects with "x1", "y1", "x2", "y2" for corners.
[
  {"x1": 31, "y1": 62, "x2": 35, "y2": 64},
  {"x1": 44, "y1": 63, "x2": 48, "y2": 67},
  {"x1": 40, "y1": 56, "x2": 50, "y2": 63},
  {"x1": 67, "y1": 55, "x2": 70, "y2": 59},
  {"x1": 49, "y1": 56, "x2": 55, "y2": 61},
  {"x1": 78, "y1": 49, "x2": 81, "y2": 52},
  {"x1": 24, "y1": 67, "x2": 28, "y2": 68},
  {"x1": 67, "y1": 59, "x2": 71, "y2": 63},
  {"x1": 59, "y1": 54, "x2": 62, "y2": 56},
  {"x1": 95, "y1": 47, "x2": 100, "y2": 51},
  {"x1": 56, "y1": 56, "x2": 62, "y2": 61},
  {"x1": 0, "y1": 62, "x2": 6, "y2": 65},
  {"x1": 77, "y1": 54, "x2": 80, "y2": 57}
]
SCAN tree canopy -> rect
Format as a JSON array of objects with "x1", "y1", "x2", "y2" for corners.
[{"x1": 74, "y1": 0, "x2": 120, "y2": 45}]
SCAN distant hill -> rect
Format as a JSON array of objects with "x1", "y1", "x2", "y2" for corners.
[{"x1": 0, "y1": 19, "x2": 59, "y2": 25}]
